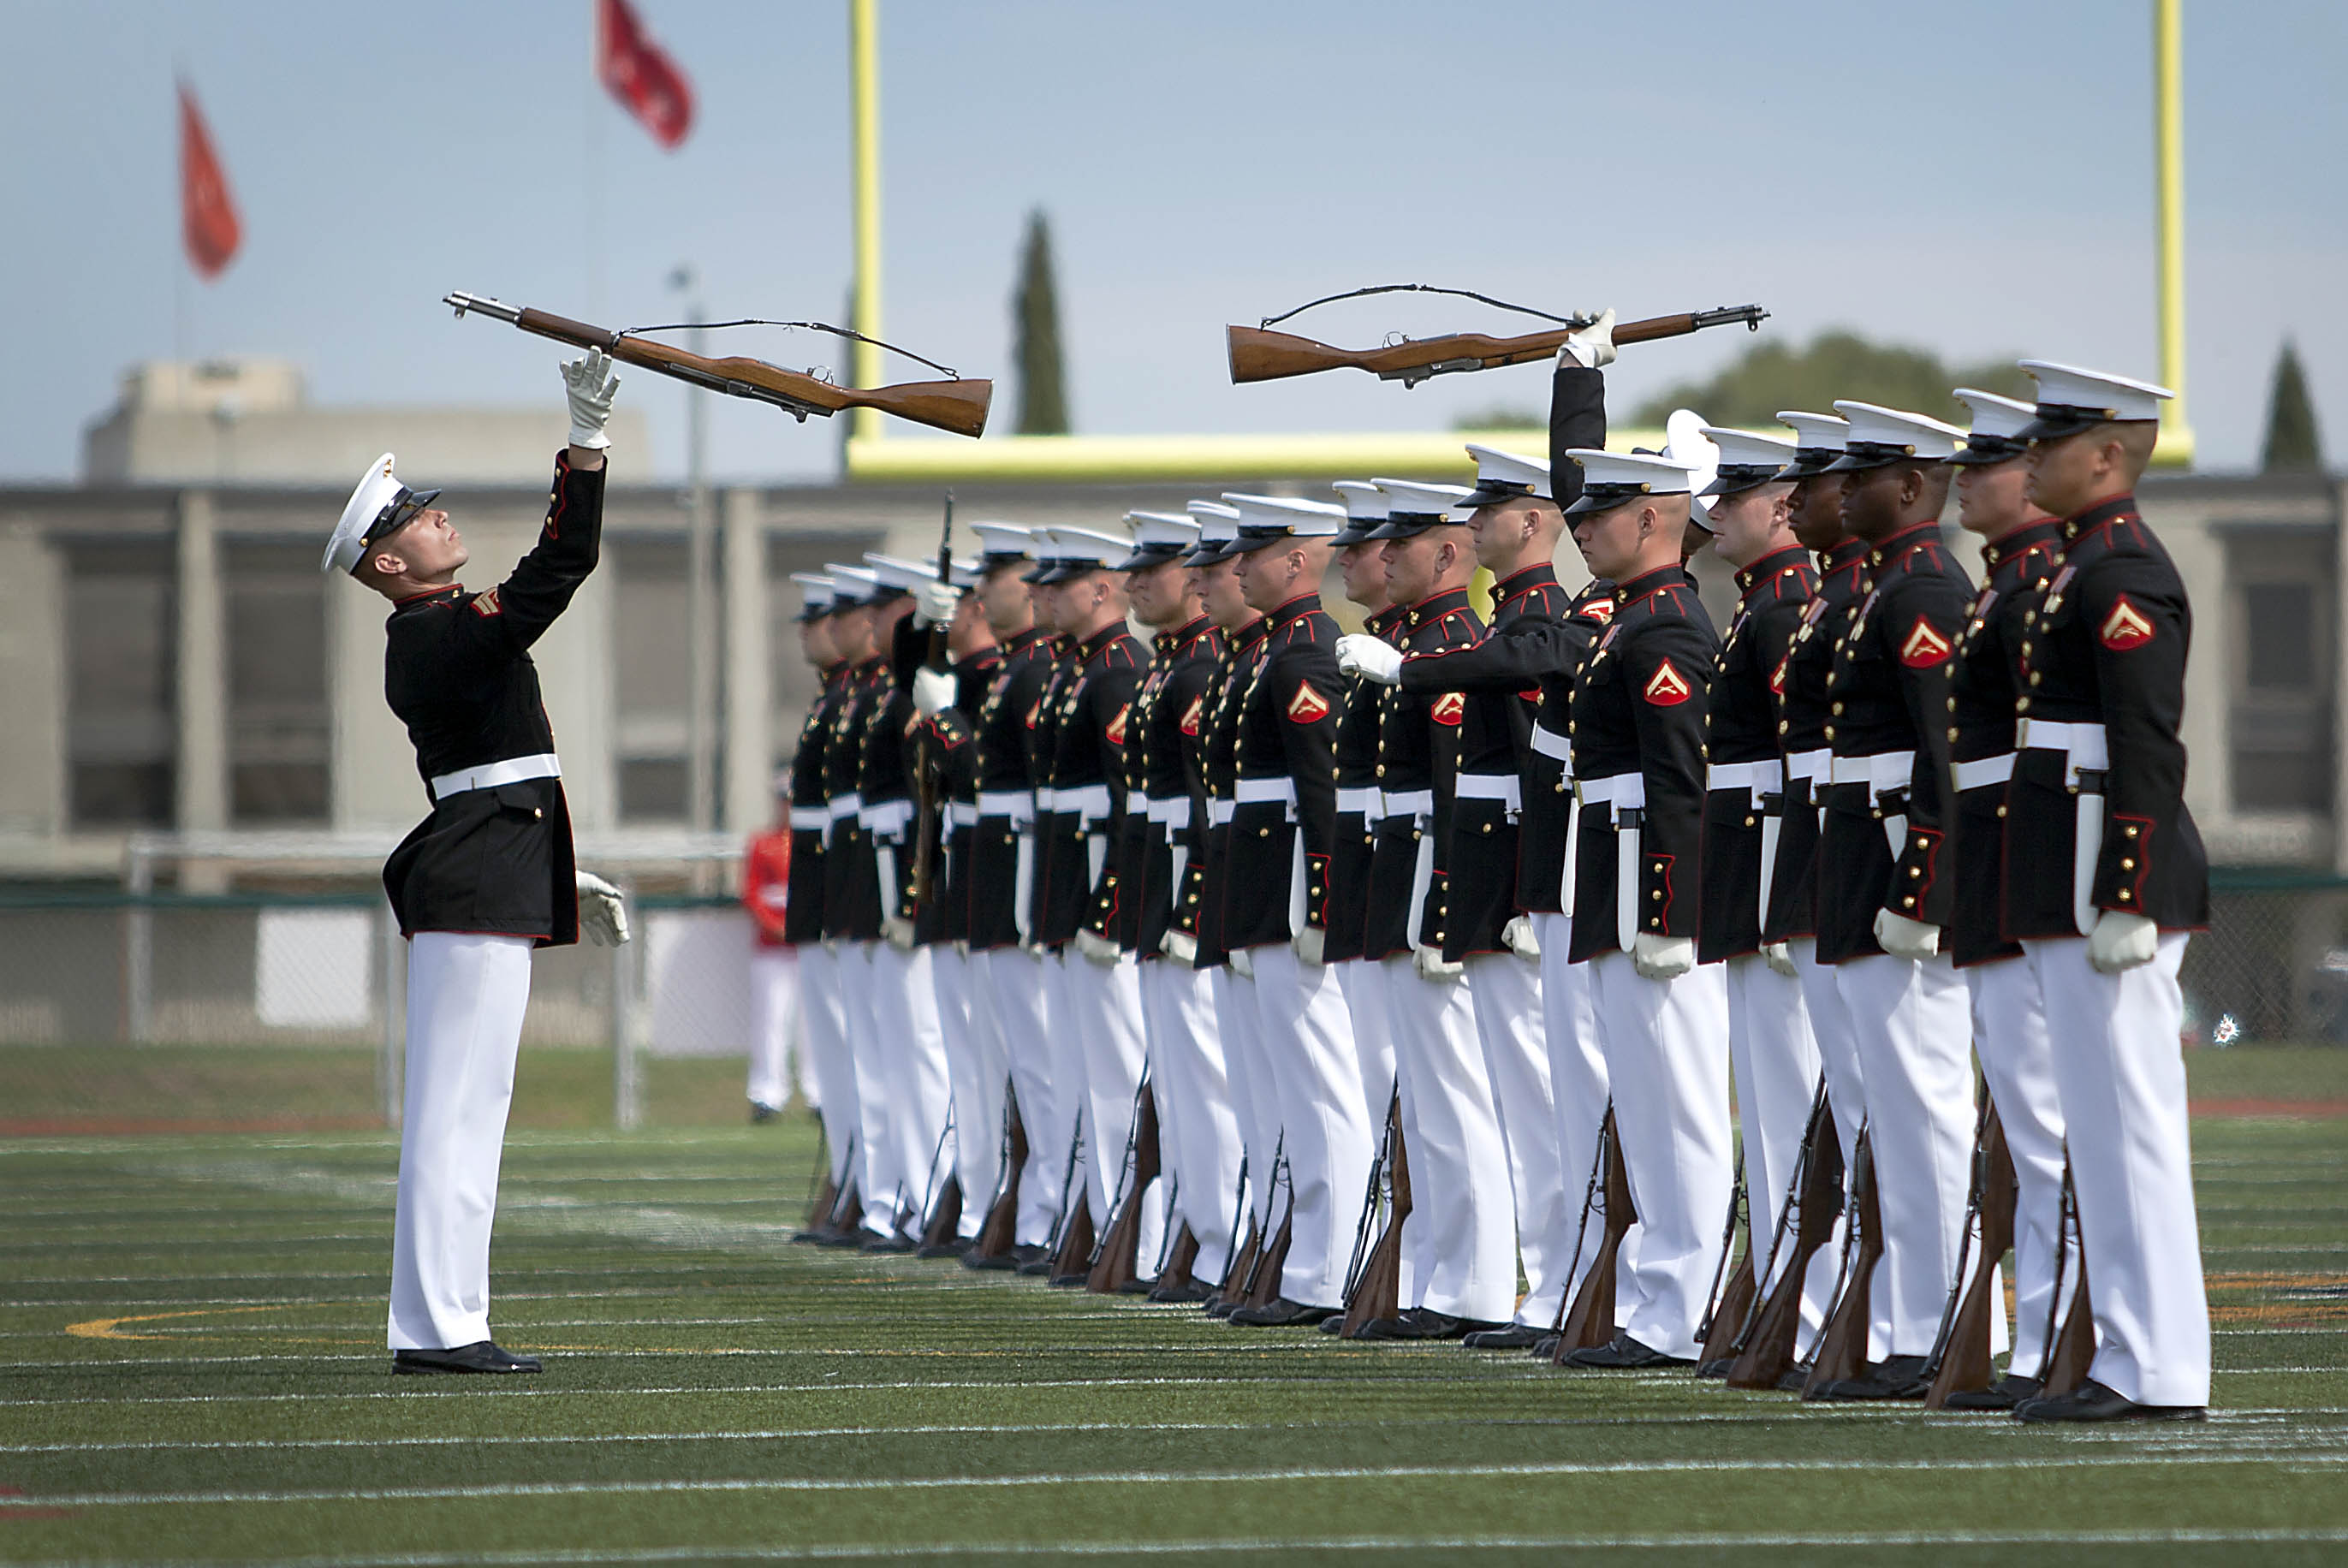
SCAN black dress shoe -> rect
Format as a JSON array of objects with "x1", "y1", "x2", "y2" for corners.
[
  {"x1": 1563, "y1": 1332, "x2": 1694, "y2": 1369},
  {"x1": 1810, "y1": 1353, "x2": 1930, "y2": 1402},
  {"x1": 1015, "y1": 1256, "x2": 1056, "y2": 1277},
  {"x1": 1942, "y1": 1372, "x2": 2042, "y2": 1412},
  {"x1": 1696, "y1": 1356, "x2": 1735, "y2": 1380},
  {"x1": 962, "y1": 1247, "x2": 1018, "y2": 1271},
  {"x1": 750, "y1": 1102, "x2": 779, "y2": 1124},
  {"x1": 1353, "y1": 1309, "x2": 1495, "y2": 1342},
  {"x1": 813, "y1": 1227, "x2": 865, "y2": 1250},
  {"x1": 1530, "y1": 1333, "x2": 1562, "y2": 1359},
  {"x1": 394, "y1": 1341, "x2": 542, "y2": 1375},
  {"x1": 1203, "y1": 1298, "x2": 1238, "y2": 1318},
  {"x1": 1227, "y1": 1297, "x2": 1338, "y2": 1327},
  {"x1": 1115, "y1": 1277, "x2": 1158, "y2": 1296},
  {"x1": 790, "y1": 1227, "x2": 833, "y2": 1246},
  {"x1": 859, "y1": 1230, "x2": 918, "y2": 1255},
  {"x1": 2015, "y1": 1377, "x2": 2207, "y2": 1424},
  {"x1": 1046, "y1": 1270, "x2": 1089, "y2": 1289},
  {"x1": 1318, "y1": 1313, "x2": 1346, "y2": 1333},
  {"x1": 1776, "y1": 1367, "x2": 1809, "y2": 1393},
  {"x1": 1465, "y1": 1324, "x2": 1548, "y2": 1351},
  {"x1": 1149, "y1": 1280, "x2": 1215, "y2": 1304},
  {"x1": 915, "y1": 1240, "x2": 966, "y2": 1259}
]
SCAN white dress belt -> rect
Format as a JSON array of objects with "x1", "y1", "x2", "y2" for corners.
[
  {"x1": 1381, "y1": 787, "x2": 1435, "y2": 819},
  {"x1": 1705, "y1": 758, "x2": 1783, "y2": 794},
  {"x1": 1529, "y1": 724, "x2": 1572, "y2": 764},
  {"x1": 1785, "y1": 747, "x2": 1832, "y2": 783},
  {"x1": 1054, "y1": 782, "x2": 1113, "y2": 823},
  {"x1": 788, "y1": 805, "x2": 829, "y2": 832},
  {"x1": 1033, "y1": 786, "x2": 1060, "y2": 812},
  {"x1": 2018, "y1": 717, "x2": 2110, "y2": 783},
  {"x1": 947, "y1": 801, "x2": 981, "y2": 828},
  {"x1": 859, "y1": 798, "x2": 914, "y2": 837},
  {"x1": 826, "y1": 792, "x2": 864, "y2": 821},
  {"x1": 1234, "y1": 777, "x2": 1296, "y2": 805},
  {"x1": 1828, "y1": 750, "x2": 1916, "y2": 799},
  {"x1": 1455, "y1": 772, "x2": 1522, "y2": 811},
  {"x1": 1953, "y1": 752, "x2": 2017, "y2": 792},
  {"x1": 430, "y1": 751, "x2": 561, "y2": 802},
  {"x1": 1145, "y1": 794, "x2": 1192, "y2": 829},
  {"x1": 1334, "y1": 786, "x2": 1379, "y2": 816},
  {"x1": 976, "y1": 789, "x2": 1034, "y2": 822},
  {"x1": 1208, "y1": 799, "x2": 1237, "y2": 828},
  {"x1": 1577, "y1": 771, "x2": 1645, "y2": 811}
]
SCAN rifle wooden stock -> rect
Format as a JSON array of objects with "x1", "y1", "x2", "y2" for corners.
[
  {"x1": 1046, "y1": 1190, "x2": 1095, "y2": 1283},
  {"x1": 917, "y1": 1175, "x2": 963, "y2": 1253},
  {"x1": 1226, "y1": 306, "x2": 1765, "y2": 388},
  {"x1": 1155, "y1": 1223, "x2": 1203, "y2": 1297},
  {"x1": 1338, "y1": 1090, "x2": 1413, "y2": 1339},
  {"x1": 1086, "y1": 1084, "x2": 1162, "y2": 1294},
  {"x1": 2038, "y1": 1157, "x2": 2096, "y2": 1399},
  {"x1": 1213, "y1": 1213, "x2": 1263, "y2": 1311},
  {"x1": 1802, "y1": 1131, "x2": 1883, "y2": 1397},
  {"x1": 970, "y1": 1099, "x2": 1029, "y2": 1262},
  {"x1": 1551, "y1": 1110, "x2": 1636, "y2": 1363},
  {"x1": 1728, "y1": 1096, "x2": 1845, "y2": 1387},
  {"x1": 1924, "y1": 1107, "x2": 2018, "y2": 1408},
  {"x1": 1698, "y1": 1248, "x2": 1758, "y2": 1369},
  {"x1": 507, "y1": 305, "x2": 993, "y2": 437},
  {"x1": 1243, "y1": 1201, "x2": 1296, "y2": 1310}
]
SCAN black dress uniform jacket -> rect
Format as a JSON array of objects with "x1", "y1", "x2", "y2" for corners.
[
  {"x1": 782, "y1": 662, "x2": 848, "y2": 946},
  {"x1": 1039, "y1": 622, "x2": 1144, "y2": 947},
  {"x1": 858, "y1": 627, "x2": 927, "y2": 935},
  {"x1": 1947, "y1": 519, "x2": 2062, "y2": 966},
  {"x1": 1364, "y1": 588, "x2": 1483, "y2": 960},
  {"x1": 1567, "y1": 564, "x2": 1717, "y2": 964},
  {"x1": 1222, "y1": 594, "x2": 1345, "y2": 953},
  {"x1": 919, "y1": 644, "x2": 1005, "y2": 944},
  {"x1": 1816, "y1": 519, "x2": 1974, "y2": 964},
  {"x1": 381, "y1": 450, "x2": 599, "y2": 946},
  {"x1": 2003, "y1": 495, "x2": 2209, "y2": 936},
  {"x1": 821, "y1": 656, "x2": 890, "y2": 943},
  {"x1": 1326, "y1": 605, "x2": 1404, "y2": 965},
  {"x1": 959, "y1": 626, "x2": 1054, "y2": 951},
  {"x1": 1763, "y1": 540, "x2": 1869, "y2": 945},
  {"x1": 1192, "y1": 615, "x2": 1268, "y2": 967},
  {"x1": 1116, "y1": 615, "x2": 1220, "y2": 958},
  {"x1": 1697, "y1": 545, "x2": 1817, "y2": 963}
]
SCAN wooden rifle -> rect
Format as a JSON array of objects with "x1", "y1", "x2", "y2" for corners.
[
  {"x1": 1085, "y1": 1077, "x2": 1162, "y2": 1293},
  {"x1": 969, "y1": 1090, "x2": 1028, "y2": 1263},
  {"x1": 1728, "y1": 1082, "x2": 1846, "y2": 1389},
  {"x1": 1337, "y1": 1084, "x2": 1413, "y2": 1339},
  {"x1": 444, "y1": 291, "x2": 994, "y2": 437},
  {"x1": 1224, "y1": 285, "x2": 1765, "y2": 388},
  {"x1": 1235, "y1": 1141, "x2": 1296, "y2": 1310},
  {"x1": 1695, "y1": 1156, "x2": 1757, "y2": 1369},
  {"x1": 2037, "y1": 1157, "x2": 2096, "y2": 1398},
  {"x1": 909, "y1": 495, "x2": 954, "y2": 906},
  {"x1": 1801, "y1": 1126, "x2": 1882, "y2": 1397},
  {"x1": 1550, "y1": 1107, "x2": 1636, "y2": 1363},
  {"x1": 1923, "y1": 1099, "x2": 2018, "y2": 1407}
]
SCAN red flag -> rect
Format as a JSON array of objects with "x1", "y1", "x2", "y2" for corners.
[
  {"x1": 178, "y1": 82, "x2": 241, "y2": 280},
  {"x1": 597, "y1": 0, "x2": 694, "y2": 150}
]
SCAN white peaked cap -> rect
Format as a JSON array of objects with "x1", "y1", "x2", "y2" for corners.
[
  {"x1": 1222, "y1": 493, "x2": 1347, "y2": 536},
  {"x1": 2017, "y1": 359, "x2": 2174, "y2": 437},
  {"x1": 1777, "y1": 411, "x2": 1850, "y2": 451},
  {"x1": 788, "y1": 572, "x2": 835, "y2": 616},
  {"x1": 824, "y1": 565, "x2": 882, "y2": 604},
  {"x1": 1831, "y1": 401, "x2": 1965, "y2": 460},
  {"x1": 1701, "y1": 426, "x2": 1798, "y2": 469},
  {"x1": 1561, "y1": 448, "x2": 1698, "y2": 515},
  {"x1": 863, "y1": 553, "x2": 948, "y2": 591},
  {"x1": 1953, "y1": 389, "x2": 2038, "y2": 442},
  {"x1": 1370, "y1": 478, "x2": 1475, "y2": 520},
  {"x1": 969, "y1": 521, "x2": 1034, "y2": 560},
  {"x1": 1187, "y1": 502, "x2": 1240, "y2": 545},
  {"x1": 1331, "y1": 480, "x2": 1391, "y2": 520},
  {"x1": 1040, "y1": 525, "x2": 1131, "y2": 562},
  {"x1": 324, "y1": 451, "x2": 440, "y2": 576},
  {"x1": 1123, "y1": 512, "x2": 1201, "y2": 552},
  {"x1": 1664, "y1": 410, "x2": 1720, "y2": 520},
  {"x1": 1459, "y1": 442, "x2": 1553, "y2": 504}
]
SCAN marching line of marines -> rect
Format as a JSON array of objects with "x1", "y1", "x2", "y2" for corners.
[
  {"x1": 777, "y1": 317, "x2": 2211, "y2": 1424},
  {"x1": 333, "y1": 324, "x2": 2208, "y2": 1422}
]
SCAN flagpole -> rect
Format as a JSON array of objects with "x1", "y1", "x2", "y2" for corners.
[
  {"x1": 586, "y1": 0, "x2": 604, "y2": 317},
  {"x1": 172, "y1": 68, "x2": 188, "y2": 366}
]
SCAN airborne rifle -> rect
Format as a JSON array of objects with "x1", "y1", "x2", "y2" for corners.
[
  {"x1": 443, "y1": 292, "x2": 993, "y2": 437},
  {"x1": 1728, "y1": 1082, "x2": 1846, "y2": 1389},
  {"x1": 1923, "y1": 1099, "x2": 2018, "y2": 1407},
  {"x1": 1225, "y1": 285, "x2": 1766, "y2": 389},
  {"x1": 1801, "y1": 1125, "x2": 1882, "y2": 1398},
  {"x1": 1337, "y1": 1084, "x2": 1413, "y2": 1339},
  {"x1": 1550, "y1": 1107, "x2": 1637, "y2": 1364}
]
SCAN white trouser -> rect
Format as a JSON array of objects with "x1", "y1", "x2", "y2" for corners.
[
  {"x1": 1247, "y1": 944, "x2": 1374, "y2": 1309},
  {"x1": 1725, "y1": 953, "x2": 1837, "y2": 1349},
  {"x1": 1793, "y1": 935, "x2": 1883, "y2": 1358},
  {"x1": 389, "y1": 932, "x2": 532, "y2": 1351},
  {"x1": 1588, "y1": 950, "x2": 1733, "y2": 1360},
  {"x1": 1065, "y1": 951, "x2": 1161, "y2": 1262},
  {"x1": 1341, "y1": 956, "x2": 1425, "y2": 1304},
  {"x1": 2023, "y1": 933, "x2": 2208, "y2": 1406},
  {"x1": 1834, "y1": 950, "x2": 1976, "y2": 1357},
  {"x1": 972, "y1": 946, "x2": 1059, "y2": 1247},
  {"x1": 867, "y1": 941, "x2": 956, "y2": 1231},
  {"x1": 1532, "y1": 912, "x2": 1618, "y2": 1311},
  {"x1": 1382, "y1": 954, "x2": 1515, "y2": 1323},
  {"x1": 746, "y1": 947, "x2": 799, "y2": 1113},
  {"x1": 794, "y1": 943, "x2": 858, "y2": 1188},
  {"x1": 837, "y1": 942, "x2": 895, "y2": 1226},
  {"x1": 1213, "y1": 965, "x2": 1273, "y2": 1234},
  {"x1": 930, "y1": 942, "x2": 1002, "y2": 1240},
  {"x1": 1142, "y1": 956, "x2": 1244, "y2": 1282},
  {"x1": 1466, "y1": 952, "x2": 1571, "y2": 1327},
  {"x1": 1965, "y1": 954, "x2": 2067, "y2": 1377},
  {"x1": 1042, "y1": 953, "x2": 1095, "y2": 1236}
]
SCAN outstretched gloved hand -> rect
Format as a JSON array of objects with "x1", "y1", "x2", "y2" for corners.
[
  {"x1": 1560, "y1": 307, "x2": 1617, "y2": 370},
  {"x1": 576, "y1": 870, "x2": 631, "y2": 947},
  {"x1": 2088, "y1": 910, "x2": 2159, "y2": 974},
  {"x1": 562, "y1": 349, "x2": 621, "y2": 450},
  {"x1": 1873, "y1": 908, "x2": 1941, "y2": 961},
  {"x1": 1502, "y1": 915, "x2": 1542, "y2": 960},
  {"x1": 912, "y1": 578, "x2": 962, "y2": 629},
  {"x1": 1632, "y1": 931, "x2": 1695, "y2": 982},
  {"x1": 912, "y1": 667, "x2": 957, "y2": 718},
  {"x1": 1334, "y1": 633, "x2": 1403, "y2": 687}
]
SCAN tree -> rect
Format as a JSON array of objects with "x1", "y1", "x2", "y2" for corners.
[
  {"x1": 2262, "y1": 341, "x2": 2323, "y2": 473},
  {"x1": 1013, "y1": 209, "x2": 1070, "y2": 435},
  {"x1": 1632, "y1": 330, "x2": 2034, "y2": 429}
]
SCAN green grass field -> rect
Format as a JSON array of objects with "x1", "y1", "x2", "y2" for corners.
[{"x1": 3, "y1": 1048, "x2": 2346, "y2": 1565}]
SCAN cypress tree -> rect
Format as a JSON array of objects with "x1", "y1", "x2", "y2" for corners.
[
  {"x1": 2262, "y1": 341, "x2": 2322, "y2": 473},
  {"x1": 1013, "y1": 210, "x2": 1070, "y2": 436}
]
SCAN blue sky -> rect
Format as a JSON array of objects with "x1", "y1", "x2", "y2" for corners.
[{"x1": 4, "y1": 0, "x2": 2342, "y2": 482}]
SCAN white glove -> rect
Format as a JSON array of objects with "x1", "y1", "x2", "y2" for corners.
[
  {"x1": 1334, "y1": 633, "x2": 1403, "y2": 687},
  {"x1": 2088, "y1": 910, "x2": 2160, "y2": 975},
  {"x1": 1632, "y1": 931, "x2": 1695, "y2": 982},
  {"x1": 912, "y1": 578, "x2": 962, "y2": 629},
  {"x1": 1762, "y1": 941, "x2": 1798, "y2": 978},
  {"x1": 1502, "y1": 915, "x2": 1541, "y2": 960},
  {"x1": 1073, "y1": 927, "x2": 1122, "y2": 967},
  {"x1": 1874, "y1": 907, "x2": 1941, "y2": 961},
  {"x1": 562, "y1": 349, "x2": 620, "y2": 449},
  {"x1": 883, "y1": 913, "x2": 918, "y2": 952},
  {"x1": 912, "y1": 667, "x2": 957, "y2": 718},
  {"x1": 1229, "y1": 945, "x2": 1256, "y2": 979},
  {"x1": 1413, "y1": 945, "x2": 1465, "y2": 981},
  {"x1": 575, "y1": 870, "x2": 631, "y2": 947},
  {"x1": 1161, "y1": 929, "x2": 1198, "y2": 965},
  {"x1": 1293, "y1": 924, "x2": 1325, "y2": 966},
  {"x1": 1560, "y1": 307, "x2": 1617, "y2": 370}
]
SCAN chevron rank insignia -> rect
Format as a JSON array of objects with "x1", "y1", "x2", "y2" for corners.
[
  {"x1": 1579, "y1": 597, "x2": 1615, "y2": 623},
  {"x1": 1430, "y1": 692, "x2": 1465, "y2": 726},
  {"x1": 469, "y1": 588, "x2": 502, "y2": 618},
  {"x1": 1286, "y1": 682, "x2": 1331, "y2": 723},
  {"x1": 1898, "y1": 615, "x2": 1953, "y2": 668},
  {"x1": 1643, "y1": 659, "x2": 1691, "y2": 706},
  {"x1": 1180, "y1": 694, "x2": 1204, "y2": 736},
  {"x1": 1104, "y1": 704, "x2": 1130, "y2": 745},
  {"x1": 1770, "y1": 654, "x2": 1791, "y2": 695},
  {"x1": 2100, "y1": 595, "x2": 2155, "y2": 650}
]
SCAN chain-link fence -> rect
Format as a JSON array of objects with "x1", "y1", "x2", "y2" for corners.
[
  {"x1": 2189, "y1": 871, "x2": 2348, "y2": 1048},
  {"x1": 0, "y1": 888, "x2": 782, "y2": 1133}
]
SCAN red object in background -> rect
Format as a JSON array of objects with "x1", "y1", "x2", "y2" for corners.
[
  {"x1": 742, "y1": 829, "x2": 792, "y2": 947},
  {"x1": 178, "y1": 81, "x2": 241, "y2": 280},
  {"x1": 597, "y1": 0, "x2": 694, "y2": 150}
]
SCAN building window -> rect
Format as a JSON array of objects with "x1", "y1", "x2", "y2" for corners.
[
  {"x1": 2228, "y1": 539, "x2": 2335, "y2": 816},
  {"x1": 613, "y1": 539, "x2": 691, "y2": 822},
  {"x1": 66, "y1": 543, "x2": 176, "y2": 827},
  {"x1": 2245, "y1": 583, "x2": 2315, "y2": 692},
  {"x1": 225, "y1": 543, "x2": 330, "y2": 823}
]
